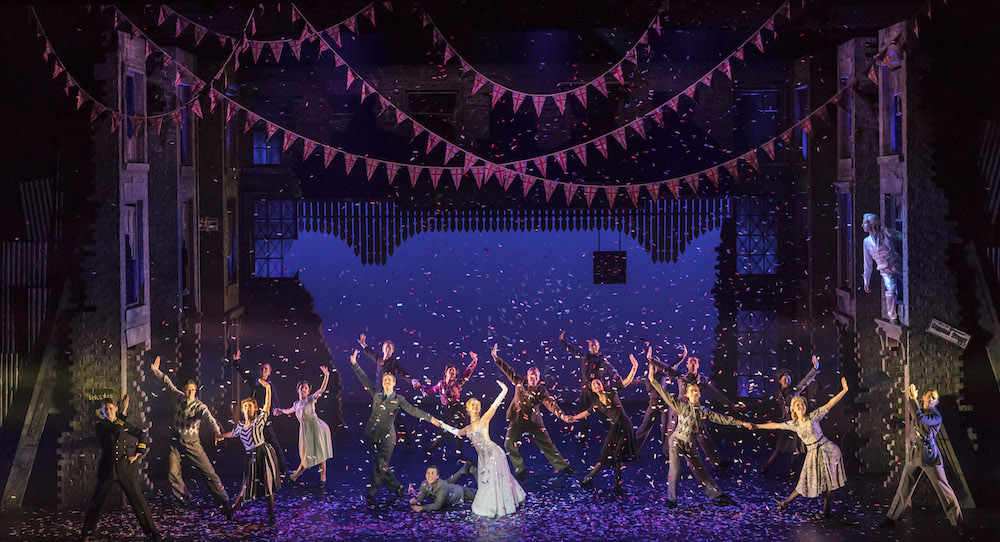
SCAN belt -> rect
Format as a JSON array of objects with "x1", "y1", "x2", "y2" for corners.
[{"x1": 805, "y1": 437, "x2": 829, "y2": 449}]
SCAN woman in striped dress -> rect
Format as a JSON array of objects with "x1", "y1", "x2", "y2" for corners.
[
  {"x1": 219, "y1": 379, "x2": 281, "y2": 523},
  {"x1": 752, "y1": 377, "x2": 849, "y2": 516}
]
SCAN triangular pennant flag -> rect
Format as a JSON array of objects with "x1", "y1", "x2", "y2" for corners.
[
  {"x1": 463, "y1": 152, "x2": 477, "y2": 173},
  {"x1": 175, "y1": 18, "x2": 189, "y2": 38},
  {"x1": 382, "y1": 1, "x2": 394, "y2": 13},
  {"x1": 483, "y1": 162, "x2": 499, "y2": 184},
  {"x1": 706, "y1": 168, "x2": 720, "y2": 188},
  {"x1": 511, "y1": 91, "x2": 526, "y2": 113},
  {"x1": 666, "y1": 179, "x2": 681, "y2": 199},
  {"x1": 444, "y1": 143, "x2": 460, "y2": 163},
  {"x1": 491, "y1": 84, "x2": 507, "y2": 107},
  {"x1": 265, "y1": 121, "x2": 278, "y2": 141},
  {"x1": 226, "y1": 102, "x2": 239, "y2": 123},
  {"x1": 762, "y1": 140, "x2": 776, "y2": 160},
  {"x1": 345, "y1": 70, "x2": 356, "y2": 90},
  {"x1": 394, "y1": 108, "x2": 407, "y2": 125},
  {"x1": 665, "y1": 96, "x2": 680, "y2": 112},
  {"x1": 432, "y1": 28, "x2": 444, "y2": 45},
  {"x1": 52, "y1": 62, "x2": 64, "y2": 79},
  {"x1": 251, "y1": 41, "x2": 264, "y2": 62},
  {"x1": 269, "y1": 41, "x2": 283, "y2": 61},
  {"x1": 426, "y1": 133, "x2": 442, "y2": 154},
  {"x1": 652, "y1": 14, "x2": 662, "y2": 34},
  {"x1": 553, "y1": 151, "x2": 568, "y2": 173},
  {"x1": 360, "y1": 83, "x2": 375, "y2": 103},
  {"x1": 543, "y1": 180, "x2": 558, "y2": 201},
  {"x1": 471, "y1": 166, "x2": 484, "y2": 187},
  {"x1": 685, "y1": 175, "x2": 699, "y2": 194},
  {"x1": 282, "y1": 131, "x2": 297, "y2": 152},
  {"x1": 411, "y1": 122, "x2": 425, "y2": 140},
  {"x1": 683, "y1": 85, "x2": 697, "y2": 101},
  {"x1": 209, "y1": 89, "x2": 220, "y2": 112},
  {"x1": 403, "y1": 165, "x2": 418, "y2": 187},
  {"x1": 129, "y1": 117, "x2": 144, "y2": 138},
  {"x1": 43, "y1": 41, "x2": 53, "y2": 62},
  {"x1": 362, "y1": 4, "x2": 375, "y2": 26},
  {"x1": 630, "y1": 119, "x2": 647, "y2": 139},
  {"x1": 553, "y1": 94, "x2": 567, "y2": 114},
  {"x1": 815, "y1": 103, "x2": 830, "y2": 123},
  {"x1": 366, "y1": 159, "x2": 381, "y2": 181},
  {"x1": 343, "y1": 153, "x2": 359, "y2": 174},
  {"x1": 318, "y1": 37, "x2": 333, "y2": 57},
  {"x1": 327, "y1": 27, "x2": 342, "y2": 47},
  {"x1": 591, "y1": 78, "x2": 608, "y2": 96},
  {"x1": 291, "y1": 7, "x2": 300, "y2": 23},
  {"x1": 764, "y1": 17, "x2": 775, "y2": 34},
  {"x1": 323, "y1": 147, "x2": 337, "y2": 168},
  {"x1": 594, "y1": 137, "x2": 609, "y2": 158},
  {"x1": 428, "y1": 167, "x2": 443, "y2": 188},
  {"x1": 532, "y1": 95, "x2": 547, "y2": 117},
  {"x1": 752, "y1": 32, "x2": 764, "y2": 53},
  {"x1": 170, "y1": 109, "x2": 183, "y2": 131},
  {"x1": 867, "y1": 66, "x2": 879, "y2": 85},
  {"x1": 734, "y1": 47, "x2": 745, "y2": 62},
  {"x1": 831, "y1": 92, "x2": 847, "y2": 111},
  {"x1": 625, "y1": 48, "x2": 638, "y2": 65},
  {"x1": 700, "y1": 71, "x2": 714, "y2": 89},
  {"x1": 637, "y1": 31, "x2": 649, "y2": 47},
  {"x1": 583, "y1": 185, "x2": 598, "y2": 207},
  {"x1": 472, "y1": 73, "x2": 488, "y2": 94},
  {"x1": 300, "y1": 24, "x2": 313, "y2": 44},
  {"x1": 420, "y1": 11, "x2": 432, "y2": 28},
  {"x1": 513, "y1": 162, "x2": 527, "y2": 175},
  {"x1": 651, "y1": 107, "x2": 665, "y2": 127},
  {"x1": 724, "y1": 160, "x2": 739, "y2": 180},
  {"x1": 611, "y1": 128, "x2": 628, "y2": 149},
  {"x1": 300, "y1": 139, "x2": 318, "y2": 161},
  {"x1": 801, "y1": 117, "x2": 813, "y2": 136},
  {"x1": 720, "y1": 59, "x2": 733, "y2": 80},
  {"x1": 158, "y1": 6, "x2": 167, "y2": 25},
  {"x1": 387, "y1": 163, "x2": 402, "y2": 183},
  {"x1": 744, "y1": 150, "x2": 760, "y2": 171},
  {"x1": 149, "y1": 116, "x2": 162, "y2": 136},
  {"x1": 110, "y1": 112, "x2": 123, "y2": 133},
  {"x1": 250, "y1": 15, "x2": 257, "y2": 36},
  {"x1": 626, "y1": 185, "x2": 641, "y2": 207},
  {"x1": 498, "y1": 169, "x2": 514, "y2": 191},
  {"x1": 443, "y1": 45, "x2": 454, "y2": 65},
  {"x1": 519, "y1": 175, "x2": 533, "y2": 197},
  {"x1": 173, "y1": 68, "x2": 184, "y2": 88},
  {"x1": 76, "y1": 91, "x2": 88, "y2": 110},
  {"x1": 344, "y1": 16, "x2": 357, "y2": 34},
  {"x1": 611, "y1": 64, "x2": 625, "y2": 84},
  {"x1": 218, "y1": 33, "x2": 228, "y2": 47},
  {"x1": 783, "y1": 1, "x2": 792, "y2": 20},
  {"x1": 533, "y1": 157, "x2": 548, "y2": 177},
  {"x1": 571, "y1": 87, "x2": 587, "y2": 108},
  {"x1": 572, "y1": 144, "x2": 588, "y2": 166},
  {"x1": 459, "y1": 59, "x2": 472, "y2": 73},
  {"x1": 191, "y1": 99, "x2": 203, "y2": 119},
  {"x1": 448, "y1": 168, "x2": 463, "y2": 189}
]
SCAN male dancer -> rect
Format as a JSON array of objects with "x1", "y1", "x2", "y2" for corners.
[
  {"x1": 359, "y1": 333, "x2": 412, "y2": 448},
  {"x1": 350, "y1": 350, "x2": 443, "y2": 506},
  {"x1": 649, "y1": 375, "x2": 752, "y2": 507},
  {"x1": 560, "y1": 331, "x2": 621, "y2": 441},
  {"x1": 81, "y1": 395, "x2": 161, "y2": 541},
  {"x1": 149, "y1": 356, "x2": 231, "y2": 518},
  {"x1": 861, "y1": 212, "x2": 904, "y2": 323},
  {"x1": 409, "y1": 464, "x2": 477, "y2": 512},
  {"x1": 635, "y1": 345, "x2": 686, "y2": 459},
  {"x1": 492, "y1": 343, "x2": 574, "y2": 481},
  {"x1": 762, "y1": 355, "x2": 819, "y2": 474},
  {"x1": 883, "y1": 384, "x2": 963, "y2": 533},
  {"x1": 247, "y1": 352, "x2": 288, "y2": 475},
  {"x1": 412, "y1": 352, "x2": 478, "y2": 458},
  {"x1": 673, "y1": 355, "x2": 732, "y2": 469}
]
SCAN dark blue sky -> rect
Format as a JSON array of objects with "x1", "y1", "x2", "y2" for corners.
[{"x1": 285, "y1": 227, "x2": 721, "y2": 405}]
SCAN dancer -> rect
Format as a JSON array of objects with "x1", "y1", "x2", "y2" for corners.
[
  {"x1": 635, "y1": 346, "x2": 686, "y2": 458},
  {"x1": 148, "y1": 356, "x2": 231, "y2": 517},
  {"x1": 671, "y1": 354, "x2": 731, "y2": 469},
  {"x1": 350, "y1": 349, "x2": 443, "y2": 506},
  {"x1": 882, "y1": 384, "x2": 963, "y2": 532},
  {"x1": 762, "y1": 356, "x2": 820, "y2": 474},
  {"x1": 752, "y1": 377, "x2": 849, "y2": 515},
  {"x1": 412, "y1": 352, "x2": 478, "y2": 458},
  {"x1": 359, "y1": 333, "x2": 413, "y2": 448},
  {"x1": 560, "y1": 331, "x2": 621, "y2": 441},
  {"x1": 219, "y1": 379, "x2": 281, "y2": 523},
  {"x1": 861, "y1": 212, "x2": 904, "y2": 323},
  {"x1": 277, "y1": 365, "x2": 334, "y2": 483},
  {"x1": 454, "y1": 379, "x2": 526, "y2": 517},
  {"x1": 409, "y1": 464, "x2": 477, "y2": 512},
  {"x1": 648, "y1": 374, "x2": 752, "y2": 507},
  {"x1": 564, "y1": 354, "x2": 640, "y2": 494},
  {"x1": 81, "y1": 395, "x2": 160, "y2": 541},
  {"x1": 244, "y1": 351, "x2": 288, "y2": 476},
  {"x1": 491, "y1": 343, "x2": 574, "y2": 481}
]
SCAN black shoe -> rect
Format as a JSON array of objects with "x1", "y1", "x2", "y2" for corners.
[
  {"x1": 461, "y1": 460, "x2": 476, "y2": 476},
  {"x1": 614, "y1": 484, "x2": 625, "y2": 497},
  {"x1": 559, "y1": 466, "x2": 575, "y2": 476},
  {"x1": 222, "y1": 504, "x2": 234, "y2": 520},
  {"x1": 365, "y1": 495, "x2": 377, "y2": 507},
  {"x1": 879, "y1": 517, "x2": 896, "y2": 528},
  {"x1": 580, "y1": 477, "x2": 594, "y2": 489},
  {"x1": 514, "y1": 469, "x2": 527, "y2": 482},
  {"x1": 665, "y1": 499, "x2": 677, "y2": 509},
  {"x1": 717, "y1": 459, "x2": 734, "y2": 470},
  {"x1": 713, "y1": 494, "x2": 736, "y2": 506}
]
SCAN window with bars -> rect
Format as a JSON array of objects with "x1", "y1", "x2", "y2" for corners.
[
  {"x1": 838, "y1": 78, "x2": 852, "y2": 159},
  {"x1": 252, "y1": 199, "x2": 297, "y2": 278},
  {"x1": 179, "y1": 83, "x2": 193, "y2": 165},
  {"x1": 735, "y1": 310, "x2": 779, "y2": 397},
  {"x1": 124, "y1": 201, "x2": 146, "y2": 307},
  {"x1": 227, "y1": 198, "x2": 238, "y2": 284},
  {"x1": 837, "y1": 191, "x2": 854, "y2": 291},
  {"x1": 733, "y1": 89, "x2": 781, "y2": 151},
  {"x1": 735, "y1": 195, "x2": 778, "y2": 275},
  {"x1": 252, "y1": 131, "x2": 281, "y2": 164},
  {"x1": 124, "y1": 71, "x2": 145, "y2": 163}
]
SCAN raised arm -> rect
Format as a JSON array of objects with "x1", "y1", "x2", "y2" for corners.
[
  {"x1": 311, "y1": 365, "x2": 331, "y2": 399},
  {"x1": 822, "y1": 377, "x2": 849, "y2": 412},
  {"x1": 457, "y1": 352, "x2": 478, "y2": 387},
  {"x1": 622, "y1": 355, "x2": 640, "y2": 387},
  {"x1": 703, "y1": 407, "x2": 745, "y2": 428},
  {"x1": 559, "y1": 330, "x2": 584, "y2": 358},
  {"x1": 150, "y1": 356, "x2": 184, "y2": 398},
  {"x1": 648, "y1": 374, "x2": 680, "y2": 411},
  {"x1": 491, "y1": 344, "x2": 525, "y2": 386},
  {"x1": 261, "y1": 380, "x2": 272, "y2": 414},
  {"x1": 398, "y1": 396, "x2": 438, "y2": 426},
  {"x1": 792, "y1": 356, "x2": 819, "y2": 396},
  {"x1": 350, "y1": 350, "x2": 376, "y2": 396},
  {"x1": 482, "y1": 381, "x2": 508, "y2": 425},
  {"x1": 359, "y1": 333, "x2": 381, "y2": 363}
]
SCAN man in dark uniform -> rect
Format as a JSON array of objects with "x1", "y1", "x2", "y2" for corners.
[
  {"x1": 350, "y1": 349, "x2": 442, "y2": 506},
  {"x1": 492, "y1": 343, "x2": 574, "y2": 481},
  {"x1": 635, "y1": 346, "x2": 686, "y2": 459},
  {"x1": 81, "y1": 395, "x2": 160, "y2": 541},
  {"x1": 883, "y1": 384, "x2": 964, "y2": 533},
  {"x1": 359, "y1": 333, "x2": 413, "y2": 448}
]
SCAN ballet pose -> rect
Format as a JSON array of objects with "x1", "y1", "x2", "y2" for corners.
[
  {"x1": 752, "y1": 377, "x2": 849, "y2": 515},
  {"x1": 882, "y1": 384, "x2": 963, "y2": 532},
  {"x1": 491, "y1": 343, "x2": 574, "y2": 480},
  {"x1": 648, "y1": 374, "x2": 752, "y2": 507},
  {"x1": 762, "y1": 356, "x2": 819, "y2": 474},
  {"x1": 455, "y1": 380, "x2": 526, "y2": 517},
  {"x1": 81, "y1": 394, "x2": 160, "y2": 541},
  {"x1": 564, "y1": 354, "x2": 640, "y2": 494},
  {"x1": 219, "y1": 379, "x2": 281, "y2": 523},
  {"x1": 350, "y1": 350, "x2": 442, "y2": 506},
  {"x1": 278, "y1": 366, "x2": 334, "y2": 483},
  {"x1": 412, "y1": 352, "x2": 478, "y2": 458}
]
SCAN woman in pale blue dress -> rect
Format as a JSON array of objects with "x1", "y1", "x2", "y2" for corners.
[
  {"x1": 753, "y1": 377, "x2": 849, "y2": 515},
  {"x1": 452, "y1": 380, "x2": 526, "y2": 517},
  {"x1": 278, "y1": 365, "x2": 334, "y2": 483}
]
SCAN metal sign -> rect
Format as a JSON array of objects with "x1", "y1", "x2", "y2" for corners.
[
  {"x1": 199, "y1": 218, "x2": 219, "y2": 232},
  {"x1": 926, "y1": 318, "x2": 971, "y2": 349}
]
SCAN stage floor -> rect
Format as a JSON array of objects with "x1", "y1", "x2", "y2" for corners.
[{"x1": 2, "y1": 409, "x2": 993, "y2": 541}]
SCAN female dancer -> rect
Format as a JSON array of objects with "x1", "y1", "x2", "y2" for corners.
[
  {"x1": 219, "y1": 379, "x2": 281, "y2": 523},
  {"x1": 278, "y1": 365, "x2": 334, "y2": 483},
  {"x1": 752, "y1": 376, "x2": 849, "y2": 515},
  {"x1": 454, "y1": 379, "x2": 526, "y2": 517},
  {"x1": 412, "y1": 352, "x2": 478, "y2": 458},
  {"x1": 563, "y1": 354, "x2": 640, "y2": 494}
]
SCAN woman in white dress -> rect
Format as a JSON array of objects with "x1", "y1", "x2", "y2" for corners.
[
  {"x1": 752, "y1": 377, "x2": 849, "y2": 515},
  {"x1": 455, "y1": 380, "x2": 526, "y2": 517}
]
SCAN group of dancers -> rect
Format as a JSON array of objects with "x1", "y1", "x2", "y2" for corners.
[{"x1": 81, "y1": 331, "x2": 965, "y2": 540}]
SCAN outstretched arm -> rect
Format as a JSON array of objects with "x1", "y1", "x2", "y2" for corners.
[
  {"x1": 559, "y1": 330, "x2": 584, "y2": 358},
  {"x1": 150, "y1": 356, "x2": 184, "y2": 398},
  {"x1": 648, "y1": 373, "x2": 680, "y2": 411},
  {"x1": 311, "y1": 366, "x2": 331, "y2": 399},
  {"x1": 792, "y1": 356, "x2": 819, "y2": 396},
  {"x1": 482, "y1": 381, "x2": 508, "y2": 425},
  {"x1": 491, "y1": 344, "x2": 525, "y2": 386},
  {"x1": 261, "y1": 380, "x2": 272, "y2": 415},
  {"x1": 822, "y1": 377, "x2": 849, "y2": 411},
  {"x1": 350, "y1": 350, "x2": 376, "y2": 396},
  {"x1": 622, "y1": 355, "x2": 640, "y2": 388},
  {"x1": 457, "y1": 352, "x2": 478, "y2": 386},
  {"x1": 753, "y1": 422, "x2": 788, "y2": 431}
]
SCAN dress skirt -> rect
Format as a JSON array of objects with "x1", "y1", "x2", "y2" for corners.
[
  {"x1": 796, "y1": 438, "x2": 847, "y2": 498},
  {"x1": 240, "y1": 443, "x2": 282, "y2": 501}
]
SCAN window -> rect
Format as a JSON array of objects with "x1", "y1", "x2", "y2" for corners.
[
  {"x1": 883, "y1": 193, "x2": 904, "y2": 256},
  {"x1": 252, "y1": 199, "x2": 297, "y2": 278},
  {"x1": 124, "y1": 202, "x2": 145, "y2": 307},
  {"x1": 180, "y1": 200, "x2": 193, "y2": 293},
  {"x1": 735, "y1": 195, "x2": 778, "y2": 275},
  {"x1": 889, "y1": 93, "x2": 903, "y2": 155},
  {"x1": 838, "y1": 78, "x2": 852, "y2": 159},
  {"x1": 735, "y1": 310, "x2": 779, "y2": 397},
  {"x1": 227, "y1": 198, "x2": 238, "y2": 284},
  {"x1": 733, "y1": 89, "x2": 781, "y2": 150},
  {"x1": 252, "y1": 131, "x2": 281, "y2": 164},
  {"x1": 124, "y1": 71, "x2": 145, "y2": 163},
  {"x1": 836, "y1": 192, "x2": 853, "y2": 291},
  {"x1": 179, "y1": 84, "x2": 193, "y2": 165},
  {"x1": 794, "y1": 85, "x2": 809, "y2": 160},
  {"x1": 251, "y1": 99, "x2": 293, "y2": 165}
]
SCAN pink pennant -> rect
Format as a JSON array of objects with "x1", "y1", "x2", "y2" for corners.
[
  {"x1": 744, "y1": 150, "x2": 760, "y2": 171},
  {"x1": 867, "y1": 66, "x2": 878, "y2": 85},
  {"x1": 426, "y1": 133, "x2": 442, "y2": 154},
  {"x1": 471, "y1": 166, "x2": 484, "y2": 187},
  {"x1": 498, "y1": 169, "x2": 514, "y2": 191},
  {"x1": 553, "y1": 94, "x2": 567, "y2": 114},
  {"x1": 366, "y1": 160, "x2": 380, "y2": 181},
  {"x1": 251, "y1": 41, "x2": 264, "y2": 62},
  {"x1": 129, "y1": 117, "x2": 144, "y2": 138},
  {"x1": 432, "y1": 28, "x2": 444, "y2": 45},
  {"x1": 652, "y1": 14, "x2": 662, "y2": 34},
  {"x1": 318, "y1": 37, "x2": 333, "y2": 57},
  {"x1": 762, "y1": 140, "x2": 776, "y2": 160},
  {"x1": 719, "y1": 59, "x2": 733, "y2": 81},
  {"x1": 591, "y1": 78, "x2": 608, "y2": 97},
  {"x1": 444, "y1": 143, "x2": 460, "y2": 163},
  {"x1": 52, "y1": 62, "x2": 64, "y2": 79},
  {"x1": 344, "y1": 153, "x2": 359, "y2": 174},
  {"x1": 190, "y1": 99, "x2": 203, "y2": 119},
  {"x1": 459, "y1": 59, "x2": 471, "y2": 74},
  {"x1": 175, "y1": 18, "x2": 189, "y2": 38},
  {"x1": 611, "y1": 64, "x2": 625, "y2": 84},
  {"x1": 387, "y1": 163, "x2": 402, "y2": 183},
  {"x1": 533, "y1": 157, "x2": 548, "y2": 177},
  {"x1": 724, "y1": 160, "x2": 739, "y2": 181},
  {"x1": 345, "y1": 16, "x2": 357, "y2": 34},
  {"x1": 571, "y1": 87, "x2": 587, "y2": 108},
  {"x1": 511, "y1": 92, "x2": 526, "y2": 113},
  {"x1": 148, "y1": 116, "x2": 162, "y2": 136},
  {"x1": 631, "y1": 119, "x2": 647, "y2": 139},
  {"x1": 651, "y1": 107, "x2": 665, "y2": 127},
  {"x1": 449, "y1": 168, "x2": 463, "y2": 189},
  {"x1": 752, "y1": 32, "x2": 764, "y2": 53},
  {"x1": 158, "y1": 6, "x2": 167, "y2": 26},
  {"x1": 665, "y1": 97, "x2": 680, "y2": 112},
  {"x1": 520, "y1": 176, "x2": 535, "y2": 197},
  {"x1": 226, "y1": 102, "x2": 238, "y2": 123},
  {"x1": 491, "y1": 84, "x2": 507, "y2": 107},
  {"x1": 483, "y1": 162, "x2": 499, "y2": 184},
  {"x1": 532, "y1": 96, "x2": 547, "y2": 117},
  {"x1": 360, "y1": 83, "x2": 375, "y2": 103},
  {"x1": 611, "y1": 128, "x2": 628, "y2": 150},
  {"x1": 282, "y1": 131, "x2": 297, "y2": 152},
  {"x1": 76, "y1": 91, "x2": 88, "y2": 110},
  {"x1": 666, "y1": 179, "x2": 681, "y2": 199},
  {"x1": 801, "y1": 117, "x2": 813, "y2": 136},
  {"x1": 764, "y1": 17, "x2": 775, "y2": 34},
  {"x1": 699, "y1": 72, "x2": 714, "y2": 89},
  {"x1": 265, "y1": 121, "x2": 278, "y2": 141},
  {"x1": 706, "y1": 168, "x2": 720, "y2": 188},
  {"x1": 395, "y1": 108, "x2": 408, "y2": 125},
  {"x1": 627, "y1": 185, "x2": 641, "y2": 207},
  {"x1": 345, "y1": 70, "x2": 356, "y2": 90},
  {"x1": 572, "y1": 144, "x2": 588, "y2": 166},
  {"x1": 472, "y1": 74, "x2": 488, "y2": 94},
  {"x1": 543, "y1": 180, "x2": 559, "y2": 202},
  {"x1": 443, "y1": 45, "x2": 454, "y2": 65},
  {"x1": 302, "y1": 139, "x2": 318, "y2": 160},
  {"x1": 463, "y1": 153, "x2": 477, "y2": 173},
  {"x1": 43, "y1": 41, "x2": 53, "y2": 62},
  {"x1": 362, "y1": 4, "x2": 375, "y2": 25},
  {"x1": 594, "y1": 137, "x2": 609, "y2": 158},
  {"x1": 583, "y1": 185, "x2": 598, "y2": 207},
  {"x1": 428, "y1": 167, "x2": 443, "y2": 188},
  {"x1": 685, "y1": 175, "x2": 699, "y2": 194},
  {"x1": 625, "y1": 48, "x2": 638, "y2": 65},
  {"x1": 290, "y1": 40, "x2": 303, "y2": 60},
  {"x1": 734, "y1": 47, "x2": 745, "y2": 62},
  {"x1": 327, "y1": 27, "x2": 342, "y2": 47},
  {"x1": 783, "y1": 2, "x2": 792, "y2": 20},
  {"x1": 209, "y1": 89, "x2": 220, "y2": 113},
  {"x1": 554, "y1": 151, "x2": 568, "y2": 173},
  {"x1": 409, "y1": 166, "x2": 422, "y2": 187},
  {"x1": 323, "y1": 147, "x2": 336, "y2": 168},
  {"x1": 382, "y1": 1, "x2": 394, "y2": 13}
]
